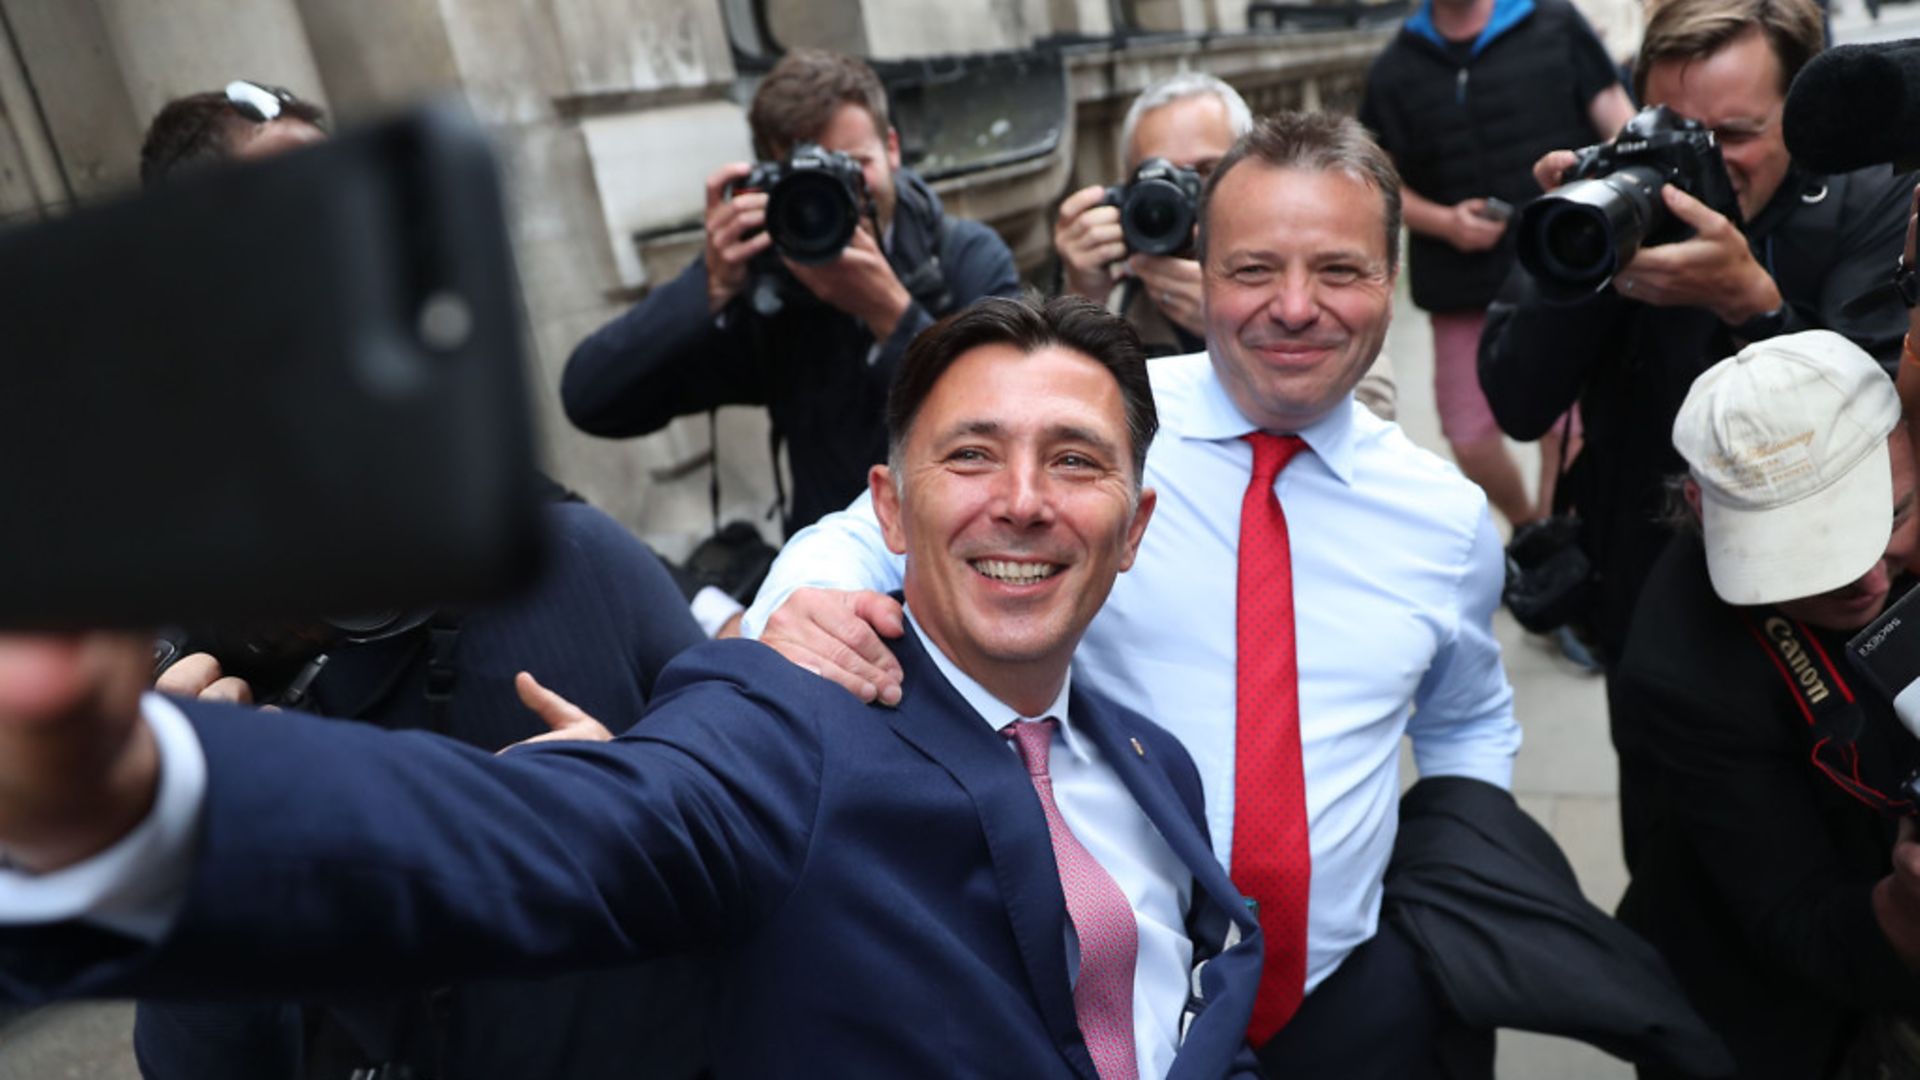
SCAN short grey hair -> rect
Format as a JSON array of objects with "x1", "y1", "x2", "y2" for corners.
[
  {"x1": 1119, "y1": 72, "x2": 1254, "y2": 164},
  {"x1": 1196, "y1": 111, "x2": 1403, "y2": 274}
]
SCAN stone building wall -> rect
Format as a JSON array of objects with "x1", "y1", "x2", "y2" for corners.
[{"x1": 0, "y1": 0, "x2": 1388, "y2": 555}]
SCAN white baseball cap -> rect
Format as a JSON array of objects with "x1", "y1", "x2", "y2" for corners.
[{"x1": 1671, "y1": 329, "x2": 1900, "y2": 606}]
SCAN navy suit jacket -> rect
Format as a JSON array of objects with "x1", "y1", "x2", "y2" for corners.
[{"x1": 6, "y1": 627, "x2": 1262, "y2": 1078}]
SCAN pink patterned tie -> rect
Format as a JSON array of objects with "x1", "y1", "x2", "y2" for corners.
[{"x1": 1004, "y1": 718, "x2": 1139, "y2": 1080}]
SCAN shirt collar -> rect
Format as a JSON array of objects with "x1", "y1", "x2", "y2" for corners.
[
  {"x1": 903, "y1": 605, "x2": 1086, "y2": 763},
  {"x1": 1170, "y1": 350, "x2": 1359, "y2": 486}
]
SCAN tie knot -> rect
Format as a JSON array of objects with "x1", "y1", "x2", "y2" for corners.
[
  {"x1": 1245, "y1": 432, "x2": 1307, "y2": 485},
  {"x1": 1002, "y1": 717, "x2": 1059, "y2": 778}
]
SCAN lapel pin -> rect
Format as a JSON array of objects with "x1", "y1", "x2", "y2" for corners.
[{"x1": 1130, "y1": 737, "x2": 1145, "y2": 757}]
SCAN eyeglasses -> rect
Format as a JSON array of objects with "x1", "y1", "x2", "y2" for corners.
[{"x1": 224, "y1": 79, "x2": 301, "y2": 124}]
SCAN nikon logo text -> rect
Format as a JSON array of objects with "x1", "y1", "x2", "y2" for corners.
[{"x1": 1765, "y1": 617, "x2": 1831, "y2": 704}]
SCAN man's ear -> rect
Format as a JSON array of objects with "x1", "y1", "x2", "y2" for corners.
[
  {"x1": 886, "y1": 126, "x2": 902, "y2": 171},
  {"x1": 870, "y1": 464, "x2": 908, "y2": 556},
  {"x1": 1683, "y1": 477, "x2": 1704, "y2": 522},
  {"x1": 1116, "y1": 487, "x2": 1158, "y2": 573}
]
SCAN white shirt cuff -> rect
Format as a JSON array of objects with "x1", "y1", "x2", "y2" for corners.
[
  {"x1": 0, "y1": 693, "x2": 206, "y2": 942},
  {"x1": 690, "y1": 586, "x2": 746, "y2": 638}
]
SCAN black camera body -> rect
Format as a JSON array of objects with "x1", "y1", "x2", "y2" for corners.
[
  {"x1": 1503, "y1": 515, "x2": 1596, "y2": 636},
  {"x1": 1104, "y1": 157, "x2": 1204, "y2": 258},
  {"x1": 1516, "y1": 105, "x2": 1741, "y2": 299},
  {"x1": 724, "y1": 142, "x2": 871, "y2": 317},
  {"x1": 154, "y1": 610, "x2": 428, "y2": 707}
]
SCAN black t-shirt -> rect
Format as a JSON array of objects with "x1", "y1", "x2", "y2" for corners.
[{"x1": 1360, "y1": 0, "x2": 1620, "y2": 310}]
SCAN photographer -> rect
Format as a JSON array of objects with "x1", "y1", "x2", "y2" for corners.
[
  {"x1": 1054, "y1": 73, "x2": 1246, "y2": 357},
  {"x1": 1611, "y1": 331, "x2": 1920, "y2": 1080},
  {"x1": 1360, "y1": 0, "x2": 1633, "y2": 527},
  {"x1": 561, "y1": 49, "x2": 1019, "y2": 536},
  {"x1": 129, "y1": 86, "x2": 711, "y2": 1080},
  {"x1": 1480, "y1": 0, "x2": 1911, "y2": 670},
  {"x1": 1053, "y1": 73, "x2": 1397, "y2": 413},
  {"x1": 1480, "y1": 0, "x2": 1912, "y2": 865}
]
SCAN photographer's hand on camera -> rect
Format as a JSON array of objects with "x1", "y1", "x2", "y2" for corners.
[
  {"x1": 1128, "y1": 253, "x2": 1205, "y2": 337},
  {"x1": 783, "y1": 223, "x2": 912, "y2": 343},
  {"x1": 0, "y1": 633, "x2": 158, "y2": 873},
  {"x1": 704, "y1": 162, "x2": 774, "y2": 315},
  {"x1": 1054, "y1": 184, "x2": 1126, "y2": 303},
  {"x1": 1610, "y1": 184, "x2": 1783, "y2": 327},
  {"x1": 155, "y1": 651, "x2": 254, "y2": 706},
  {"x1": 1532, "y1": 149, "x2": 1581, "y2": 196}
]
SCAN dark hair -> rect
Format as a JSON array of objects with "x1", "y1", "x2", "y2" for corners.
[
  {"x1": 886, "y1": 294, "x2": 1158, "y2": 484},
  {"x1": 747, "y1": 48, "x2": 891, "y2": 160},
  {"x1": 139, "y1": 88, "x2": 328, "y2": 189},
  {"x1": 1633, "y1": 0, "x2": 1823, "y2": 102},
  {"x1": 1196, "y1": 111, "x2": 1403, "y2": 273}
]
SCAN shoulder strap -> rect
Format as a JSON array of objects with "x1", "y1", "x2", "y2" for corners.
[
  {"x1": 1743, "y1": 611, "x2": 1914, "y2": 816},
  {"x1": 421, "y1": 614, "x2": 462, "y2": 737}
]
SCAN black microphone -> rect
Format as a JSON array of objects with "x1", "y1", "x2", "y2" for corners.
[{"x1": 1784, "y1": 40, "x2": 1920, "y2": 175}]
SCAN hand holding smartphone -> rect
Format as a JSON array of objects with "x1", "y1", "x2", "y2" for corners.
[{"x1": 1474, "y1": 196, "x2": 1515, "y2": 223}]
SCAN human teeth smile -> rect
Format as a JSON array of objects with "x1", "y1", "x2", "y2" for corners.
[{"x1": 971, "y1": 559, "x2": 1061, "y2": 584}]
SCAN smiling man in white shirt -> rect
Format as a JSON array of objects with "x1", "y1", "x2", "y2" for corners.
[{"x1": 743, "y1": 111, "x2": 1521, "y2": 1079}]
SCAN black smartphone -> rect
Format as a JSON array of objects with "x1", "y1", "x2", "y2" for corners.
[
  {"x1": 0, "y1": 102, "x2": 543, "y2": 629},
  {"x1": 1474, "y1": 196, "x2": 1515, "y2": 223},
  {"x1": 1849, "y1": 584, "x2": 1920, "y2": 740}
]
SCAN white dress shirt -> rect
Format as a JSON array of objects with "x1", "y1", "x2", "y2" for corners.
[
  {"x1": 744, "y1": 351, "x2": 1521, "y2": 994},
  {"x1": 0, "y1": 693, "x2": 204, "y2": 941},
  {"x1": 906, "y1": 606, "x2": 1193, "y2": 1079}
]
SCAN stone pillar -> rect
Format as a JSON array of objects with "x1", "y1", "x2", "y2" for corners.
[
  {"x1": 0, "y1": 8, "x2": 69, "y2": 220},
  {"x1": 292, "y1": 0, "x2": 462, "y2": 120},
  {"x1": 1126, "y1": 0, "x2": 1210, "y2": 33},
  {"x1": 1050, "y1": 0, "x2": 1115, "y2": 35},
  {"x1": 0, "y1": 0, "x2": 144, "y2": 200},
  {"x1": 93, "y1": 0, "x2": 327, "y2": 125},
  {"x1": 307, "y1": 0, "x2": 750, "y2": 546}
]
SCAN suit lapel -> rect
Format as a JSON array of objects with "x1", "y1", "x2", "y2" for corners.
[
  {"x1": 1068, "y1": 686, "x2": 1258, "y2": 943},
  {"x1": 882, "y1": 627, "x2": 1096, "y2": 1080}
]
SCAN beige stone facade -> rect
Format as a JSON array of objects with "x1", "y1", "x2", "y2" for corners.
[{"x1": 0, "y1": 0, "x2": 1386, "y2": 554}]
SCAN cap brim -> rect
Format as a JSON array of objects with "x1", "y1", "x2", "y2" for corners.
[{"x1": 1701, "y1": 442, "x2": 1893, "y2": 607}]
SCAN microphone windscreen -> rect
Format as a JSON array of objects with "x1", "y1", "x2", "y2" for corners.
[{"x1": 1785, "y1": 41, "x2": 1920, "y2": 174}]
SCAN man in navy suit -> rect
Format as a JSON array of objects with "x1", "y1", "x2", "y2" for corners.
[{"x1": 0, "y1": 295, "x2": 1263, "y2": 1079}]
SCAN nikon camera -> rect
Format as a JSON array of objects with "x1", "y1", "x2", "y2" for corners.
[
  {"x1": 725, "y1": 142, "x2": 871, "y2": 317},
  {"x1": 1104, "y1": 157, "x2": 1205, "y2": 257},
  {"x1": 1516, "y1": 105, "x2": 1740, "y2": 300}
]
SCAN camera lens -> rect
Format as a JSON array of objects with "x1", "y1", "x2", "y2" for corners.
[
  {"x1": 767, "y1": 171, "x2": 858, "y2": 264},
  {"x1": 1543, "y1": 210, "x2": 1611, "y2": 278},
  {"x1": 1121, "y1": 182, "x2": 1196, "y2": 257},
  {"x1": 1516, "y1": 167, "x2": 1662, "y2": 299}
]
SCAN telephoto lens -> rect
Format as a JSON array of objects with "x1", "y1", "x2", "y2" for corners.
[
  {"x1": 1514, "y1": 105, "x2": 1738, "y2": 300},
  {"x1": 1519, "y1": 166, "x2": 1666, "y2": 295}
]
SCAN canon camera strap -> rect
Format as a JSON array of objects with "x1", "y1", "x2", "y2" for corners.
[{"x1": 1743, "y1": 611, "x2": 1915, "y2": 817}]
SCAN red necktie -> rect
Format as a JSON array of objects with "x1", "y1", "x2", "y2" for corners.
[{"x1": 1232, "y1": 432, "x2": 1311, "y2": 1046}]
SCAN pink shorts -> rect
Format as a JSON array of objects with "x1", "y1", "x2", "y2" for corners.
[{"x1": 1430, "y1": 309, "x2": 1580, "y2": 445}]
